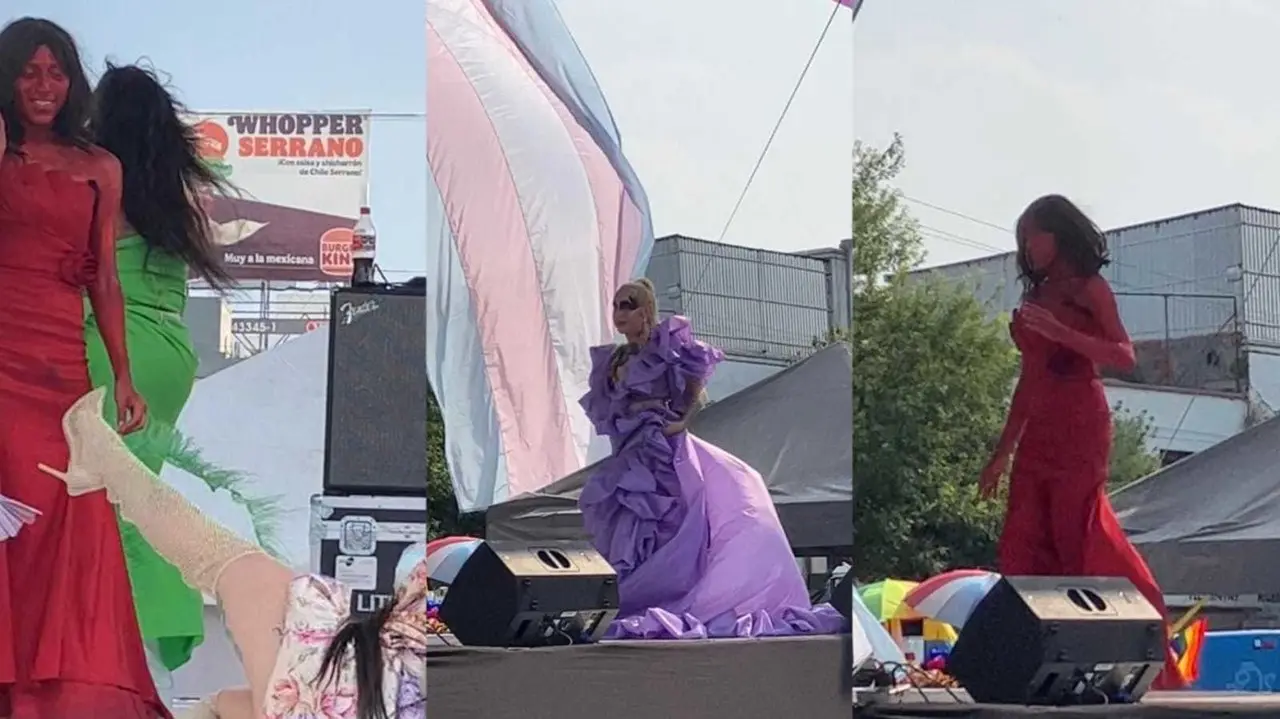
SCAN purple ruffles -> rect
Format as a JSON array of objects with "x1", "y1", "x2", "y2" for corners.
[{"x1": 578, "y1": 317, "x2": 845, "y2": 639}]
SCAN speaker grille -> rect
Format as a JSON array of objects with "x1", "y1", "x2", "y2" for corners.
[{"x1": 324, "y1": 287, "x2": 426, "y2": 494}]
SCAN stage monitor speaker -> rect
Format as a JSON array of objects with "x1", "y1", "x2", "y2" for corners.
[
  {"x1": 831, "y1": 570, "x2": 854, "y2": 620},
  {"x1": 948, "y1": 576, "x2": 1165, "y2": 705},
  {"x1": 324, "y1": 283, "x2": 426, "y2": 495},
  {"x1": 440, "y1": 541, "x2": 619, "y2": 648}
]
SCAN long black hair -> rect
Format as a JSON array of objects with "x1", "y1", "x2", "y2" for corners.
[
  {"x1": 0, "y1": 18, "x2": 92, "y2": 151},
  {"x1": 90, "y1": 62, "x2": 234, "y2": 289},
  {"x1": 315, "y1": 601, "x2": 398, "y2": 719},
  {"x1": 1016, "y1": 194, "x2": 1110, "y2": 294}
]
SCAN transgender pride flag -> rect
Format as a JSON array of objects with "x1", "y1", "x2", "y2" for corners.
[{"x1": 426, "y1": 0, "x2": 654, "y2": 512}]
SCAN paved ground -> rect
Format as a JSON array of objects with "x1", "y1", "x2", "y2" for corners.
[
  {"x1": 862, "y1": 688, "x2": 1280, "y2": 707},
  {"x1": 1144, "y1": 691, "x2": 1280, "y2": 707}
]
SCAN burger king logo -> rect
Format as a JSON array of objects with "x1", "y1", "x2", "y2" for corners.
[{"x1": 320, "y1": 227, "x2": 353, "y2": 277}]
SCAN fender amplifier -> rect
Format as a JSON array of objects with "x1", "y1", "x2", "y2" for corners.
[{"x1": 323, "y1": 283, "x2": 425, "y2": 494}]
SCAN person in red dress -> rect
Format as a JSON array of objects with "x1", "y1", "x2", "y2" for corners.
[
  {"x1": 978, "y1": 194, "x2": 1186, "y2": 690},
  {"x1": 0, "y1": 18, "x2": 165, "y2": 718}
]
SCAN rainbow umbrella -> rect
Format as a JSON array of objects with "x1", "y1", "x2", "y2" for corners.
[
  {"x1": 395, "y1": 541, "x2": 427, "y2": 585},
  {"x1": 858, "y1": 579, "x2": 919, "y2": 622},
  {"x1": 904, "y1": 569, "x2": 1001, "y2": 629},
  {"x1": 426, "y1": 537, "x2": 484, "y2": 585},
  {"x1": 427, "y1": 535, "x2": 478, "y2": 554},
  {"x1": 850, "y1": 583, "x2": 907, "y2": 670}
]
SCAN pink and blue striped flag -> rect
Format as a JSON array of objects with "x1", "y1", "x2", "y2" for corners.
[{"x1": 426, "y1": 0, "x2": 654, "y2": 511}]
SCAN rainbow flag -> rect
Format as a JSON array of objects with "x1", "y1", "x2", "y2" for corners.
[{"x1": 1171, "y1": 617, "x2": 1207, "y2": 685}]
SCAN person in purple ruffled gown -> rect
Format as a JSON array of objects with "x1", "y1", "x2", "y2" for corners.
[{"x1": 579, "y1": 278, "x2": 845, "y2": 639}]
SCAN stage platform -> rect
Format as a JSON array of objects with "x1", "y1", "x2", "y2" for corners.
[
  {"x1": 859, "y1": 688, "x2": 1280, "y2": 718},
  {"x1": 427, "y1": 634, "x2": 846, "y2": 719}
]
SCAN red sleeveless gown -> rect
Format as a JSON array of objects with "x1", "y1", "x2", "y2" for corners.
[
  {"x1": 0, "y1": 159, "x2": 168, "y2": 717},
  {"x1": 999, "y1": 289, "x2": 1185, "y2": 690}
]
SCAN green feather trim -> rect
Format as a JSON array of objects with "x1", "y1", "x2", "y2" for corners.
[{"x1": 125, "y1": 424, "x2": 288, "y2": 560}]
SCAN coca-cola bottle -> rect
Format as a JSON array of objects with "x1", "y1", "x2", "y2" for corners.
[{"x1": 351, "y1": 206, "x2": 376, "y2": 286}]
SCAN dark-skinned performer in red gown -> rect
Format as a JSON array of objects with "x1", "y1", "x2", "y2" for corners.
[
  {"x1": 979, "y1": 194, "x2": 1186, "y2": 690},
  {"x1": 0, "y1": 18, "x2": 166, "y2": 718}
]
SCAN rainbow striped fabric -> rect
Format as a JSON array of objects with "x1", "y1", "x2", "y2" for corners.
[{"x1": 1171, "y1": 617, "x2": 1207, "y2": 685}]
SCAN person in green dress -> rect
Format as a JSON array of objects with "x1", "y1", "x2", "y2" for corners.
[{"x1": 86, "y1": 63, "x2": 238, "y2": 672}]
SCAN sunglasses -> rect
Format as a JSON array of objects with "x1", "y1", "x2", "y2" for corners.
[{"x1": 613, "y1": 298, "x2": 638, "y2": 311}]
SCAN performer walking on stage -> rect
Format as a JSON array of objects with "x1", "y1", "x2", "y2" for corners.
[
  {"x1": 978, "y1": 194, "x2": 1185, "y2": 689},
  {"x1": 578, "y1": 278, "x2": 843, "y2": 638},
  {"x1": 0, "y1": 17, "x2": 164, "y2": 718},
  {"x1": 42, "y1": 387, "x2": 426, "y2": 719},
  {"x1": 87, "y1": 62, "x2": 237, "y2": 674}
]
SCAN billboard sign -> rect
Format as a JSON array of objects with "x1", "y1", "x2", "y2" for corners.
[
  {"x1": 229, "y1": 318, "x2": 328, "y2": 335},
  {"x1": 188, "y1": 111, "x2": 371, "y2": 283}
]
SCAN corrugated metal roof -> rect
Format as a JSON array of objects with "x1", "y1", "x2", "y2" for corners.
[{"x1": 646, "y1": 234, "x2": 848, "y2": 363}]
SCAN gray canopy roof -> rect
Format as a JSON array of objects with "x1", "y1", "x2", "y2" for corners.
[
  {"x1": 485, "y1": 342, "x2": 854, "y2": 552},
  {"x1": 1113, "y1": 413, "x2": 1280, "y2": 595}
]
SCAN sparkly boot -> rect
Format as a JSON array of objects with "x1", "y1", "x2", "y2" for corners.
[{"x1": 39, "y1": 388, "x2": 263, "y2": 596}]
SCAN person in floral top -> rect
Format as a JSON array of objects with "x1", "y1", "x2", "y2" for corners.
[{"x1": 39, "y1": 388, "x2": 426, "y2": 719}]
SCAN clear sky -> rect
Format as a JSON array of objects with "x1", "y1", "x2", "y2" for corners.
[
  {"x1": 855, "y1": 0, "x2": 1280, "y2": 268},
  {"x1": 556, "y1": 0, "x2": 853, "y2": 253},
  {"x1": 7, "y1": 0, "x2": 851, "y2": 278}
]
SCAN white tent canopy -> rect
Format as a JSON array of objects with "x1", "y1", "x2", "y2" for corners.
[
  {"x1": 163, "y1": 326, "x2": 329, "y2": 568},
  {"x1": 155, "y1": 328, "x2": 330, "y2": 700}
]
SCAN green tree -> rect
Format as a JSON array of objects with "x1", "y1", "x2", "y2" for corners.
[
  {"x1": 853, "y1": 133, "x2": 924, "y2": 282},
  {"x1": 852, "y1": 134, "x2": 1018, "y2": 580},
  {"x1": 1109, "y1": 406, "x2": 1162, "y2": 490},
  {"x1": 852, "y1": 281, "x2": 1017, "y2": 580}
]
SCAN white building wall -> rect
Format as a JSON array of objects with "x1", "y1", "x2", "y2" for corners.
[
  {"x1": 1105, "y1": 383, "x2": 1248, "y2": 456},
  {"x1": 1106, "y1": 205, "x2": 1243, "y2": 305},
  {"x1": 911, "y1": 252, "x2": 1019, "y2": 319},
  {"x1": 913, "y1": 205, "x2": 1248, "y2": 341},
  {"x1": 1245, "y1": 351, "x2": 1280, "y2": 412},
  {"x1": 911, "y1": 204, "x2": 1280, "y2": 458},
  {"x1": 647, "y1": 235, "x2": 846, "y2": 364},
  {"x1": 707, "y1": 359, "x2": 787, "y2": 402},
  {"x1": 1239, "y1": 206, "x2": 1280, "y2": 348}
]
